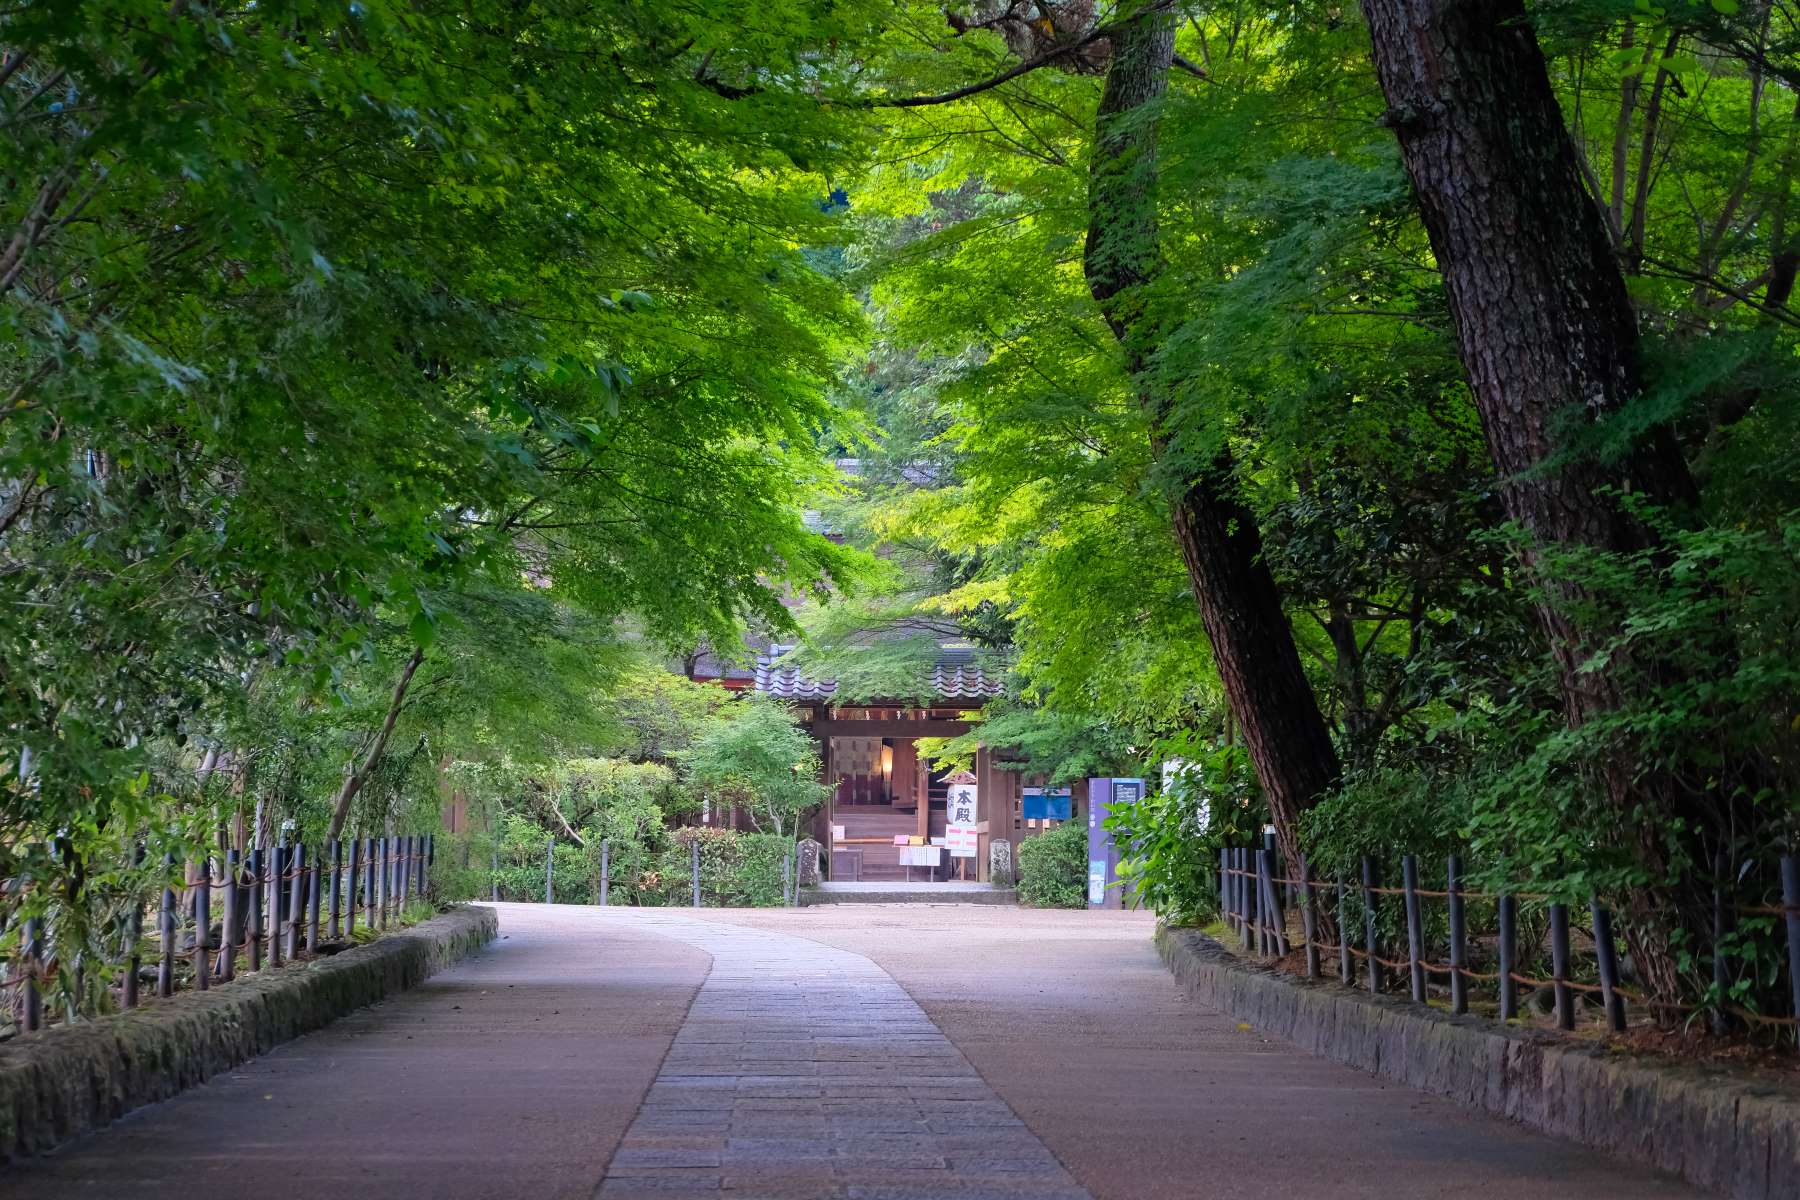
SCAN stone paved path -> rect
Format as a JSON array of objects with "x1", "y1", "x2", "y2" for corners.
[
  {"x1": 0, "y1": 903, "x2": 1706, "y2": 1200},
  {"x1": 598, "y1": 913, "x2": 1088, "y2": 1199}
]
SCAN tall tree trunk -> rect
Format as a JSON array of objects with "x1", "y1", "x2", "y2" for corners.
[
  {"x1": 325, "y1": 645, "x2": 426, "y2": 843},
  {"x1": 1083, "y1": 1, "x2": 1340, "y2": 875},
  {"x1": 1357, "y1": 0, "x2": 1716, "y2": 1008}
]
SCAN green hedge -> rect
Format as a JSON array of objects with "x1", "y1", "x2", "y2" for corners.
[{"x1": 1017, "y1": 822, "x2": 1088, "y2": 908}]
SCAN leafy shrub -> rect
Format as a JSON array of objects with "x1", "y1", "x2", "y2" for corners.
[
  {"x1": 1017, "y1": 821, "x2": 1088, "y2": 908},
  {"x1": 1106, "y1": 738, "x2": 1265, "y2": 923}
]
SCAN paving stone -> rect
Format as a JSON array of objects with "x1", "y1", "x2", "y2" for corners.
[{"x1": 597, "y1": 913, "x2": 1091, "y2": 1200}]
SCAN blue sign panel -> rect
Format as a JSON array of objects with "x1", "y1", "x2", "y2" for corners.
[{"x1": 1021, "y1": 788, "x2": 1072, "y2": 821}]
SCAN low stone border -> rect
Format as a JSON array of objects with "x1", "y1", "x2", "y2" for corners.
[
  {"x1": 1157, "y1": 926, "x2": 1800, "y2": 1199},
  {"x1": 0, "y1": 903, "x2": 497, "y2": 1161},
  {"x1": 798, "y1": 885, "x2": 1019, "y2": 906}
]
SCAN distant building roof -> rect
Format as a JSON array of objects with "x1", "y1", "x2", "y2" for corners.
[{"x1": 753, "y1": 644, "x2": 1004, "y2": 703}]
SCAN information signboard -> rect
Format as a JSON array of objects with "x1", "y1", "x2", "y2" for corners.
[{"x1": 946, "y1": 824, "x2": 979, "y2": 858}]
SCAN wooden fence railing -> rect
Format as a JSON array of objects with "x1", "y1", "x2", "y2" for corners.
[
  {"x1": 6, "y1": 833, "x2": 435, "y2": 1036},
  {"x1": 1219, "y1": 842, "x2": 1800, "y2": 1039}
]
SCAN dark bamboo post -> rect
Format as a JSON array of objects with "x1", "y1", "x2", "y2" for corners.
[
  {"x1": 1549, "y1": 901, "x2": 1574, "y2": 1031},
  {"x1": 192, "y1": 859, "x2": 210, "y2": 992},
  {"x1": 1591, "y1": 899, "x2": 1627, "y2": 1032},
  {"x1": 285, "y1": 844, "x2": 305, "y2": 959},
  {"x1": 158, "y1": 852, "x2": 176, "y2": 996},
  {"x1": 1446, "y1": 855, "x2": 1467, "y2": 1016},
  {"x1": 124, "y1": 843, "x2": 145, "y2": 1008},
  {"x1": 1712, "y1": 851, "x2": 1731, "y2": 1036},
  {"x1": 1242, "y1": 848, "x2": 1259, "y2": 953},
  {"x1": 543, "y1": 837, "x2": 554, "y2": 906},
  {"x1": 404, "y1": 834, "x2": 416, "y2": 903},
  {"x1": 306, "y1": 850, "x2": 321, "y2": 952},
  {"x1": 1782, "y1": 855, "x2": 1800, "y2": 1046},
  {"x1": 346, "y1": 839, "x2": 361, "y2": 937},
  {"x1": 21, "y1": 915, "x2": 42, "y2": 1031},
  {"x1": 1235, "y1": 848, "x2": 1247, "y2": 934},
  {"x1": 374, "y1": 837, "x2": 387, "y2": 929},
  {"x1": 1261, "y1": 845, "x2": 1288, "y2": 956},
  {"x1": 426, "y1": 833, "x2": 436, "y2": 901},
  {"x1": 1336, "y1": 877, "x2": 1352, "y2": 984},
  {"x1": 1402, "y1": 855, "x2": 1425, "y2": 1003},
  {"x1": 490, "y1": 846, "x2": 500, "y2": 903},
  {"x1": 248, "y1": 847, "x2": 263, "y2": 971},
  {"x1": 690, "y1": 839, "x2": 702, "y2": 908},
  {"x1": 1218, "y1": 848, "x2": 1229, "y2": 930},
  {"x1": 1252, "y1": 847, "x2": 1269, "y2": 955},
  {"x1": 268, "y1": 842, "x2": 284, "y2": 968},
  {"x1": 1361, "y1": 856, "x2": 1382, "y2": 994},
  {"x1": 1299, "y1": 856, "x2": 1319, "y2": 978},
  {"x1": 220, "y1": 848, "x2": 239, "y2": 982},
  {"x1": 1498, "y1": 892, "x2": 1517, "y2": 1021},
  {"x1": 327, "y1": 840, "x2": 341, "y2": 938},
  {"x1": 600, "y1": 838, "x2": 610, "y2": 907},
  {"x1": 365, "y1": 838, "x2": 378, "y2": 928}
]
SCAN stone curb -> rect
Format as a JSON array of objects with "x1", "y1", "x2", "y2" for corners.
[
  {"x1": 1156, "y1": 925, "x2": 1800, "y2": 1199},
  {"x1": 797, "y1": 887, "x2": 1019, "y2": 906},
  {"x1": 0, "y1": 903, "x2": 497, "y2": 1161}
]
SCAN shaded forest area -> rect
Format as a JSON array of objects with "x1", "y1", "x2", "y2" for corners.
[{"x1": 3, "y1": 1, "x2": 1798, "y2": 1032}]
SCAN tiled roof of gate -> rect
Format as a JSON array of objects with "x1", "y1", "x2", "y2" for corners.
[{"x1": 753, "y1": 644, "x2": 1004, "y2": 703}]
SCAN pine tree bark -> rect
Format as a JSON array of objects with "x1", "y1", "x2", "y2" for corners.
[
  {"x1": 1083, "y1": 1, "x2": 1340, "y2": 875},
  {"x1": 1357, "y1": 0, "x2": 1715, "y2": 1008}
]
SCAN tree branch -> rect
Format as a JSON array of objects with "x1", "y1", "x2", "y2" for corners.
[
  {"x1": 871, "y1": 23, "x2": 1120, "y2": 109},
  {"x1": 325, "y1": 645, "x2": 426, "y2": 842}
]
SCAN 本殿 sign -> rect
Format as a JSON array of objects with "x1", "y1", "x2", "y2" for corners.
[{"x1": 945, "y1": 778, "x2": 978, "y2": 858}]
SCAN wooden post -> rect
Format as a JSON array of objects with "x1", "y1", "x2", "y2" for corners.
[
  {"x1": 1336, "y1": 877, "x2": 1352, "y2": 985},
  {"x1": 1402, "y1": 855, "x2": 1425, "y2": 1003},
  {"x1": 491, "y1": 846, "x2": 500, "y2": 903},
  {"x1": 286, "y1": 844, "x2": 305, "y2": 960},
  {"x1": 781, "y1": 851, "x2": 791, "y2": 909},
  {"x1": 1591, "y1": 899, "x2": 1627, "y2": 1032},
  {"x1": 220, "y1": 849, "x2": 239, "y2": 982},
  {"x1": 1299, "y1": 856, "x2": 1319, "y2": 979},
  {"x1": 1446, "y1": 855, "x2": 1467, "y2": 1016},
  {"x1": 248, "y1": 847, "x2": 263, "y2": 972},
  {"x1": 306, "y1": 850, "x2": 321, "y2": 952},
  {"x1": 124, "y1": 843, "x2": 144, "y2": 1008},
  {"x1": 1549, "y1": 901, "x2": 1574, "y2": 1031},
  {"x1": 599, "y1": 839, "x2": 609, "y2": 907},
  {"x1": 691, "y1": 839, "x2": 702, "y2": 908},
  {"x1": 425, "y1": 833, "x2": 435, "y2": 901},
  {"x1": 21, "y1": 915, "x2": 42, "y2": 1031},
  {"x1": 1361, "y1": 856, "x2": 1382, "y2": 995},
  {"x1": 1498, "y1": 892, "x2": 1517, "y2": 1021},
  {"x1": 544, "y1": 837, "x2": 554, "y2": 906},
  {"x1": 327, "y1": 840, "x2": 341, "y2": 939},
  {"x1": 1782, "y1": 855, "x2": 1800, "y2": 1048},
  {"x1": 159, "y1": 852, "x2": 177, "y2": 996},
  {"x1": 192, "y1": 859, "x2": 210, "y2": 991},
  {"x1": 1712, "y1": 851, "x2": 1731, "y2": 1036}
]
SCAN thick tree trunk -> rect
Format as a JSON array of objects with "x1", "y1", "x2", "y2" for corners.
[
  {"x1": 1357, "y1": 0, "x2": 1714, "y2": 1008},
  {"x1": 1083, "y1": 1, "x2": 1340, "y2": 875}
]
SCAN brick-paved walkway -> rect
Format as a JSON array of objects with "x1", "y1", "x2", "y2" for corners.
[{"x1": 598, "y1": 914, "x2": 1088, "y2": 1200}]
